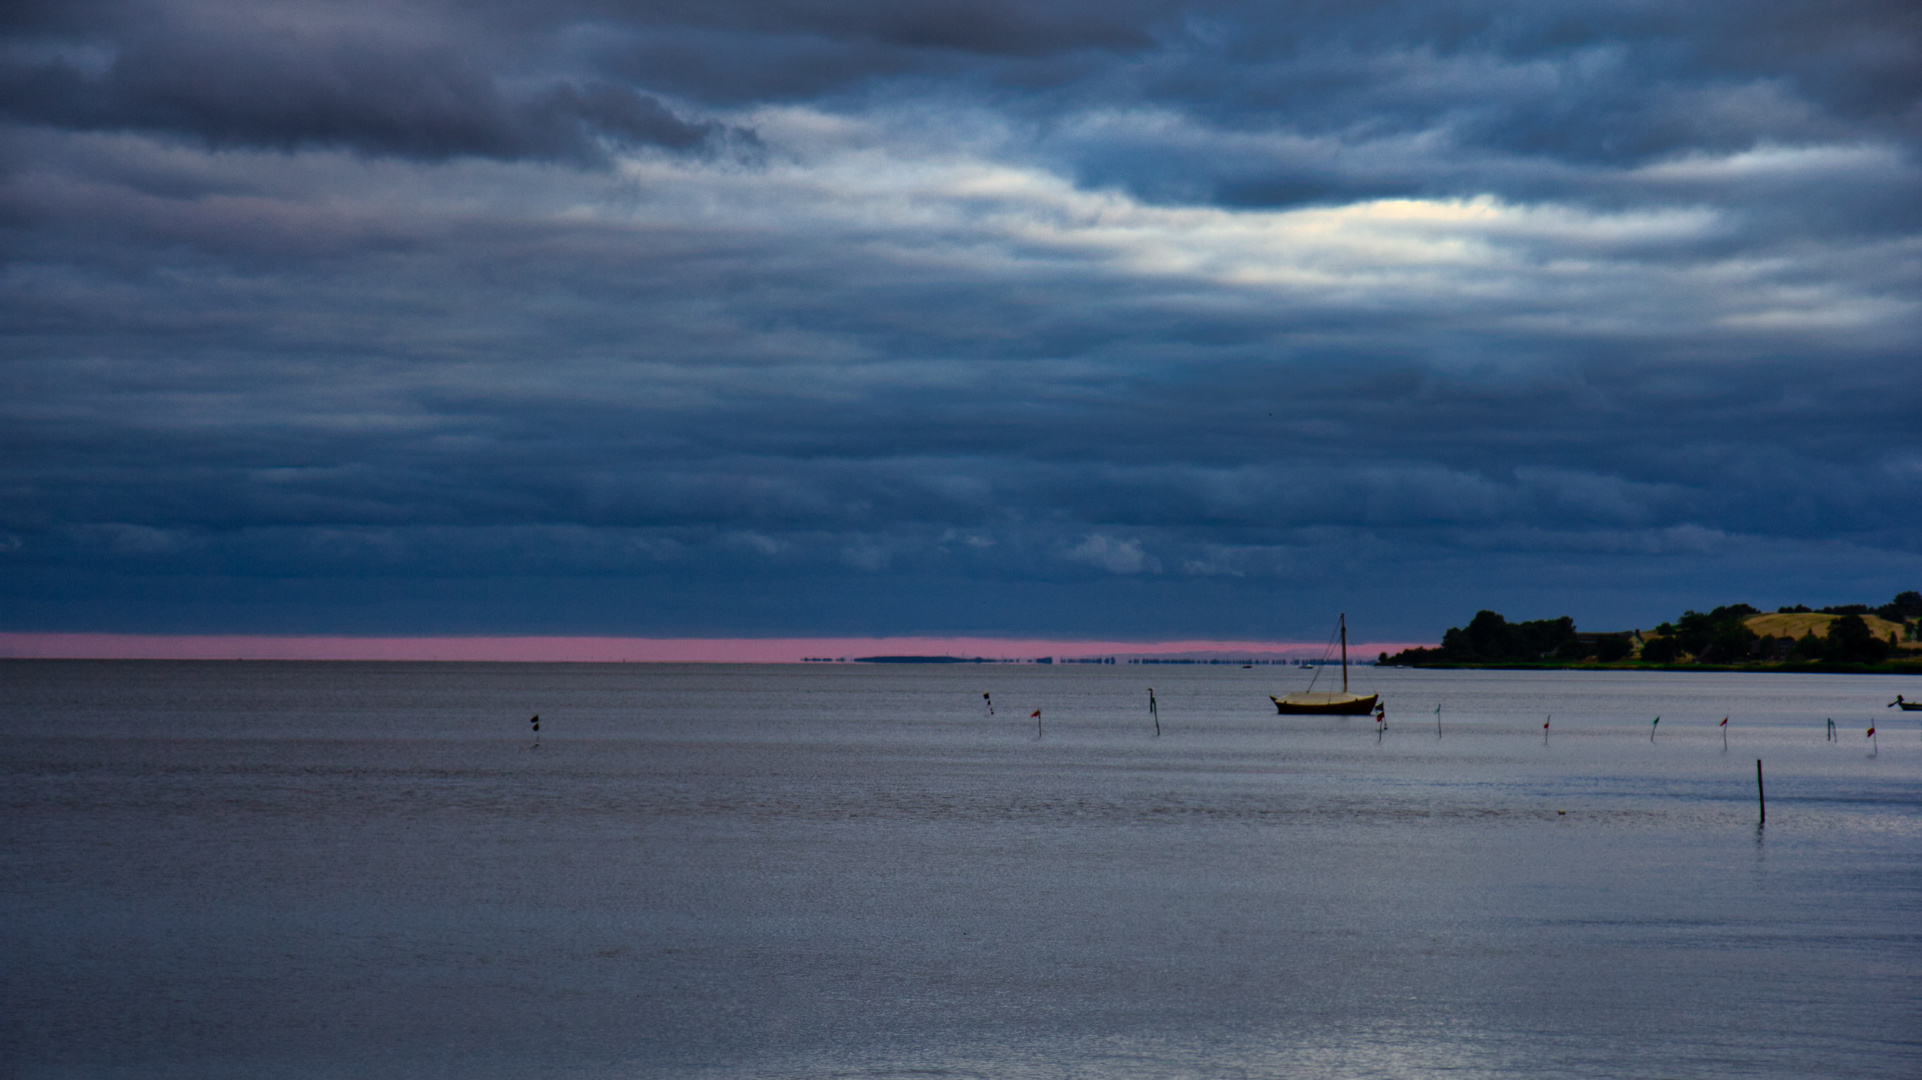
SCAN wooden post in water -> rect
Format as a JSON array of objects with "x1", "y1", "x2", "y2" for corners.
[
  {"x1": 1756, "y1": 759, "x2": 1765, "y2": 825},
  {"x1": 1149, "y1": 688, "x2": 1159, "y2": 737}
]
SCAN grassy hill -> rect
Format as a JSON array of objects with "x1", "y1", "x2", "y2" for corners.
[{"x1": 1743, "y1": 612, "x2": 1906, "y2": 640}]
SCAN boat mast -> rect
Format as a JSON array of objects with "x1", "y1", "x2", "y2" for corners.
[{"x1": 1339, "y1": 613, "x2": 1349, "y2": 694}]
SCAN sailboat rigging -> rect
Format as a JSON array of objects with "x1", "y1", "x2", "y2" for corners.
[{"x1": 1270, "y1": 613, "x2": 1381, "y2": 715}]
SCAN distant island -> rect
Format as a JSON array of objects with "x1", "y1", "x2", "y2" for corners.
[
  {"x1": 845, "y1": 655, "x2": 1049, "y2": 664},
  {"x1": 1381, "y1": 591, "x2": 1922, "y2": 673}
]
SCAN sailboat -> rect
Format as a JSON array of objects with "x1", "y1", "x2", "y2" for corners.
[{"x1": 1270, "y1": 614, "x2": 1380, "y2": 715}]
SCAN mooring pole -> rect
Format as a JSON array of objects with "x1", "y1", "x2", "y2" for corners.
[{"x1": 1756, "y1": 759, "x2": 1765, "y2": 826}]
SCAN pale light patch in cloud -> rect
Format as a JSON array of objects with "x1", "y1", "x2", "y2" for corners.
[
  {"x1": 86, "y1": 523, "x2": 184, "y2": 555},
  {"x1": 621, "y1": 135, "x2": 1718, "y2": 281},
  {"x1": 1885, "y1": 454, "x2": 1922, "y2": 482},
  {"x1": 1177, "y1": 543, "x2": 1264, "y2": 577},
  {"x1": 592, "y1": 117, "x2": 1822, "y2": 345},
  {"x1": 840, "y1": 539, "x2": 892, "y2": 571},
  {"x1": 1715, "y1": 291, "x2": 1918, "y2": 334},
  {"x1": 1635, "y1": 142, "x2": 1910, "y2": 183},
  {"x1": 1067, "y1": 533, "x2": 1158, "y2": 574},
  {"x1": 728, "y1": 532, "x2": 787, "y2": 558}
]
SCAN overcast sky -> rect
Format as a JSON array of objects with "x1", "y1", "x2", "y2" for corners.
[{"x1": 2, "y1": 0, "x2": 1918, "y2": 643}]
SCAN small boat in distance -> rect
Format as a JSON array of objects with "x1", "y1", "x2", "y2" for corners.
[
  {"x1": 1271, "y1": 614, "x2": 1381, "y2": 715},
  {"x1": 1892, "y1": 695, "x2": 1922, "y2": 712}
]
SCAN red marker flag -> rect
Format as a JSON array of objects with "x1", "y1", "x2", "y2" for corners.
[
  {"x1": 1867, "y1": 726, "x2": 1876, "y2": 738},
  {"x1": 1719, "y1": 717, "x2": 1728, "y2": 727},
  {"x1": 1543, "y1": 718, "x2": 1550, "y2": 729},
  {"x1": 1031, "y1": 709, "x2": 1042, "y2": 718}
]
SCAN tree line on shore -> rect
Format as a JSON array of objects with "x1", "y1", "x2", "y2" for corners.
[{"x1": 1381, "y1": 591, "x2": 1922, "y2": 669}]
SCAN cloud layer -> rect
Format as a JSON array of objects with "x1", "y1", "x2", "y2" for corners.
[{"x1": 2, "y1": 0, "x2": 1918, "y2": 639}]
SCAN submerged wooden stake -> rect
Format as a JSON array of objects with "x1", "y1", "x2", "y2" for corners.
[{"x1": 1756, "y1": 759, "x2": 1765, "y2": 825}]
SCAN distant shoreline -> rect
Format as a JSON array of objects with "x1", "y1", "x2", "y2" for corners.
[
  {"x1": 1383, "y1": 599, "x2": 1920, "y2": 674},
  {"x1": 1380, "y1": 660, "x2": 1922, "y2": 676}
]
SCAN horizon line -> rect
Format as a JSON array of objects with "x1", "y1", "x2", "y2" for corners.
[{"x1": 0, "y1": 633, "x2": 1434, "y2": 663}]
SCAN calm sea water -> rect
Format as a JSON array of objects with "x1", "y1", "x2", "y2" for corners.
[{"x1": 2, "y1": 660, "x2": 1918, "y2": 1079}]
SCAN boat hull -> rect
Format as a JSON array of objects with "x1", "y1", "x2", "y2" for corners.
[{"x1": 1271, "y1": 692, "x2": 1380, "y2": 715}]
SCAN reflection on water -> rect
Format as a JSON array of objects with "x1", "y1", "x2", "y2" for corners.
[{"x1": 2, "y1": 661, "x2": 1918, "y2": 1078}]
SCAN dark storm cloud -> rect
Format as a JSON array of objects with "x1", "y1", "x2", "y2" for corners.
[
  {"x1": 2, "y1": 0, "x2": 1919, "y2": 638},
  {"x1": 0, "y1": 3, "x2": 745, "y2": 162}
]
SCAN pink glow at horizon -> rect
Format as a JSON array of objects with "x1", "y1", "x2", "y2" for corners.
[{"x1": 0, "y1": 633, "x2": 1433, "y2": 663}]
